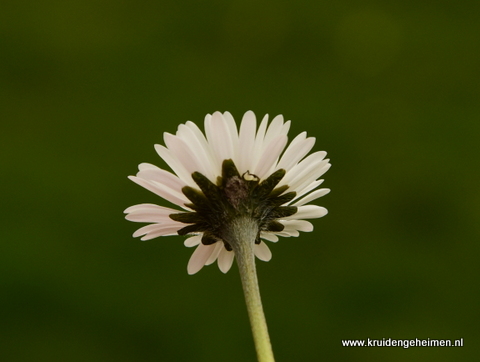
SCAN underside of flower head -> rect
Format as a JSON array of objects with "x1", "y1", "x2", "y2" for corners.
[
  {"x1": 124, "y1": 111, "x2": 331, "y2": 274},
  {"x1": 170, "y1": 159, "x2": 297, "y2": 250}
]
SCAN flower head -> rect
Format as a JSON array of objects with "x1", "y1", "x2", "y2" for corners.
[{"x1": 125, "y1": 111, "x2": 330, "y2": 274}]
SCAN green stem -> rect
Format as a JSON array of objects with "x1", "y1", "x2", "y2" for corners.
[{"x1": 226, "y1": 216, "x2": 275, "y2": 362}]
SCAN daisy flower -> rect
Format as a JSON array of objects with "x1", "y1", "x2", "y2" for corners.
[
  {"x1": 124, "y1": 111, "x2": 331, "y2": 275},
  {"x1": 125, "y1": 111, "x2": 331, "y2": 362}
]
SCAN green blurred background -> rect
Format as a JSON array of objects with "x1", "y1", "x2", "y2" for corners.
[{"x1": 1, "y1": 1, "x2": 478, "y2": 361}]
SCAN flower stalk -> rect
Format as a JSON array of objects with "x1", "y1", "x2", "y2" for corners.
[{"x1": 226, "y1": 216, "x2": 275, "y2": 362}]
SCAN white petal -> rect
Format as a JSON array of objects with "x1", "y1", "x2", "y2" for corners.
[
  {"x1": 223, "y1": 112, "x2": 238, "y2": 135},
  {"x1": 138, "y1": 163, "x2": 161, "y2": 171},
  {"x1": 286, "y1": 205, "x2": 328, "y2": 219},
  {"x1": 237, "y1": 111, "x2": 257, "y2": 174},
  {"x1": 277, "y1": 134, "x2": 316, "y2": 171},
  {"x1": 163, "y1": 133, "x2": 207, "y2": 176},
  {"x1": 206, "y1": 241, "x2": 223, "y2": 265},
  {"x1": 176, "y1": 124, "x2": 218, "y2": 181},
  {"x1": 205, "y1": 112, "x2": 234, "y2": 165},
  {"x1": 280, "y1": 120, "x2": 291, "y2": 137},
  {"x1": 132, "y1": 223, "x2": 183, "y2": 240},
  {"x1": 140, "y1": 225, "x2": 182, "y2": 240},
  {"x1": 275, "y1": 230, "x2": 300, "y2": 237},
  {"x1": 124, "y1": 203, "x2": 179, "y2": 215},
  {"x1": 184, "y1": 121, "x2": 214, "y2": 161},
  {"x1": 292, "y1": 179, "x2": 324, "y2": 202},
  {"x1": 217, "y1": 248, "x2": 235, "y2": 273},
  {"x1": 251, "y1": 114, "x2": 269, "y2": 169},
  {"x1": 184, "y1": 120, "x2": 208, "y2": 142},
  {"x1": 260, "y1": 232, "x2": 279, "y2": 242},
  {"x1": 287, "y1": 160, "x2": 330, "y2": 193},
  {"x1": 254, "y1": 241, "x2": 272, "y2": 261},
  {"x1": 132, "y1": 223, "x2": 160, "y2": 237},
  {"x1": 136, "y1": 165, "x2": 186, "y2": 193},
  {"x1": 292, "y1": 164, "x2": 331, "y2": 196},
  {"x1": 187, "y1": 244, "x2": 217, "y2": 275},
  {"x1": 128, "y1": 176, "x2": 190, "y2": 208},
  {"x1": 280, "y1": 219, "x2": 314, "y2": 232},
  {"x1": 292, "y1": 188, "x2": 330, "y2": 206},
  {"x1": 279, "y1": 151, "x2": 327, "y2": 187},
  {"x1": 223, "y1": 111, "x2": 239, "y2": 164},
  {"x1": 263, "y1": 114, "x2": 284, "y2": 146},
  {"x1": 154, "y1": 144, "x2": 194, "y2": 186},
  {"x1": 253, "y1": 135, "x2": 288, "y2": 179},
  {"x1": 184, "y1": 235, "x2": 202, "y2": 247},
  {"x1": 125, "y1": 212, "x2": 172, "y2": 223},
  {"x1": 184, "y1": 121, "x2": 222, "y2": 182}
]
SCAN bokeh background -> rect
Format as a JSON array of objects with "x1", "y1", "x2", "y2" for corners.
[{"x1": 1, "y1": 1, "x2": 478, "y2": 361}]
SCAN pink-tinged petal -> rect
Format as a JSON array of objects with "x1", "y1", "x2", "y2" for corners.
[
  {"x1": 128, "y1": 176, "x2": 189, "y2": 208},
  {"x1": 286, "y1": 205, "x2": 328, "y2": 220},
  {"x1": 184, "y1": 121, "x2": 213, "y2": 159},
  {"x1": 177, "y1": 124, "x2": 217, "y2": 181},
  {"x1": 292, "y1": 188, "x2": 330, "y2": 206},
  {"x1": 154, "y1": 144, "x2": 194, "y2": 186},
  {"x1": 124, "y1": 203, "x2": 179, "y2": 215},
  {"x1": 206, "y1": 242, "x2": 223, "y2": 265},
  {"x1": 254, "y1": 241, "x2": 272, "y2": 261},
  {"x1": 136, "y1": 164, "x2": 187, "y2": 195},
  {"x1": 132, "y1": 223, "x2": 160, "y2": 237},
  {"x1": 133, "y1": 222, "x2": 183, "y2": 239},
  {"x1": 184, "y1": 235, "x2": 202, "y2": 247},
  {"x1": 237, "y1": 111, "x2": 257, "y2": 174},
  {"x1": 125, "y1": 212, "x2": 172, "y2": 223},
  {"x1": 136, "y1": 166, "x2": 186, "y2": 193},
  {"x1": 163, "y1": 133, "x2": 208, "y2": 175},
  {"x1": 138, "y1": 163, "x2": 160, "y2": 171},
  {"x1": 187, "y1": 244, "x2": 217, "y2": 275},
  {"x1": 217, "y1": 249, "x2": 235, "y2": 273},
  {"x1": 141, "y1": 179, "x2": 187, "y2": 205},
  {"x1": 141, "y1": 225, "x2": 183, "y2": 240}
]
